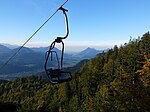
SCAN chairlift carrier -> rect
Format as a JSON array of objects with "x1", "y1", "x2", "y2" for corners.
[{"x1": 44, "y1": 7, "x2": 72, "y2": 84}]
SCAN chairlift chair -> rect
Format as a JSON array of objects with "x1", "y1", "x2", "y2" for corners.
[{"x1": 44, "y1": 7, "x2": 72, "y2": 84}]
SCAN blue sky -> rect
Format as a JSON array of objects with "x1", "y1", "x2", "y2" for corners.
[{"x1": 0, "y1": 0, "x2": 150, "y2": 52}]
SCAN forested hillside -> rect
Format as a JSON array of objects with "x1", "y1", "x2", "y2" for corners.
[{"x1": 0, "y1": 32, "x2": 150, "y2": 112}]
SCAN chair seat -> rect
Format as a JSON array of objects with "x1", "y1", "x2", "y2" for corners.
[{"x1": 46, "y1": 69, "x2": 72, "y2": 84}]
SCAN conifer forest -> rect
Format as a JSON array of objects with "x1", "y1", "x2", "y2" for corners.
[{"x1": 0, "y1": 32, "x2": 150, "y2": 111}]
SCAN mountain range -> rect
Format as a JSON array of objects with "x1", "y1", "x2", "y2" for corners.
[
  {"x1": 0, "y1": 44, "x2": 107, "y2": 79},
  {"x1": 0, "y1": 44, "x2": 11, "y2": 53}
]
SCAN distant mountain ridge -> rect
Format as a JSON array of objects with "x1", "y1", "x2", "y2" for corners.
[
  {"x1": 74, "y1": 47, "x2": 102, "y2": 59},
  {"x1": 0, "y1": 46, "x2": 44, "y2": 75},
  {"x1": 0, "y1": 43, "x2": 19, "y2": 49},
  {"x1": 0, "y1": 44, "x2": 107, "y2": 79},
  {"x1": 0, "y1": 44, "x2": 11, "y2": 53},
  {"x1": 12, "y1": 47, "x2": 35, "y2": 54},
  {"x1": 31, "y1": 47, "x2": 49, "y2": 53}
]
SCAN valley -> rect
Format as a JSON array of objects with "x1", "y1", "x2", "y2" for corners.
[{"x1": 0, "y1": 44, "x2": 106, "y2": 80}]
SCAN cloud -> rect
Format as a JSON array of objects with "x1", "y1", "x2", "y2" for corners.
[{"x1": 22, "y1": 39, "x2": 128, "y2": 52}]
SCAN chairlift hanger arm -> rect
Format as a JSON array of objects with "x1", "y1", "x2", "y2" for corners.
[{"x1": 55, "y1": 6, "x2": 69, "y2": 42}]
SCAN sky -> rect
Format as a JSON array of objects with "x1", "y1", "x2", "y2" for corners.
[{"x1": 0, "y1": 0, "x2": 150, "y2": 52}]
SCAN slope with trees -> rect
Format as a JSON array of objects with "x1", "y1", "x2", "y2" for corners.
[{"x1": 0, "y1": 32, "x2": 150, "y2": 112}]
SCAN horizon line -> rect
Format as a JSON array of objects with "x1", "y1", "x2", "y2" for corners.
[{"x1": 0, "y1": 40, "x2": 128, "y2": 52}]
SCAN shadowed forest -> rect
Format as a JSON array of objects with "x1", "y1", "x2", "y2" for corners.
[{"x1": 0, "y1": 32, "x2": 150, "y2": 111}]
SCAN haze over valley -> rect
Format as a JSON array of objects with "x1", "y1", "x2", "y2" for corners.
[{"x1": 0, "y1": 43, "x2": 106, "y2": 80}]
